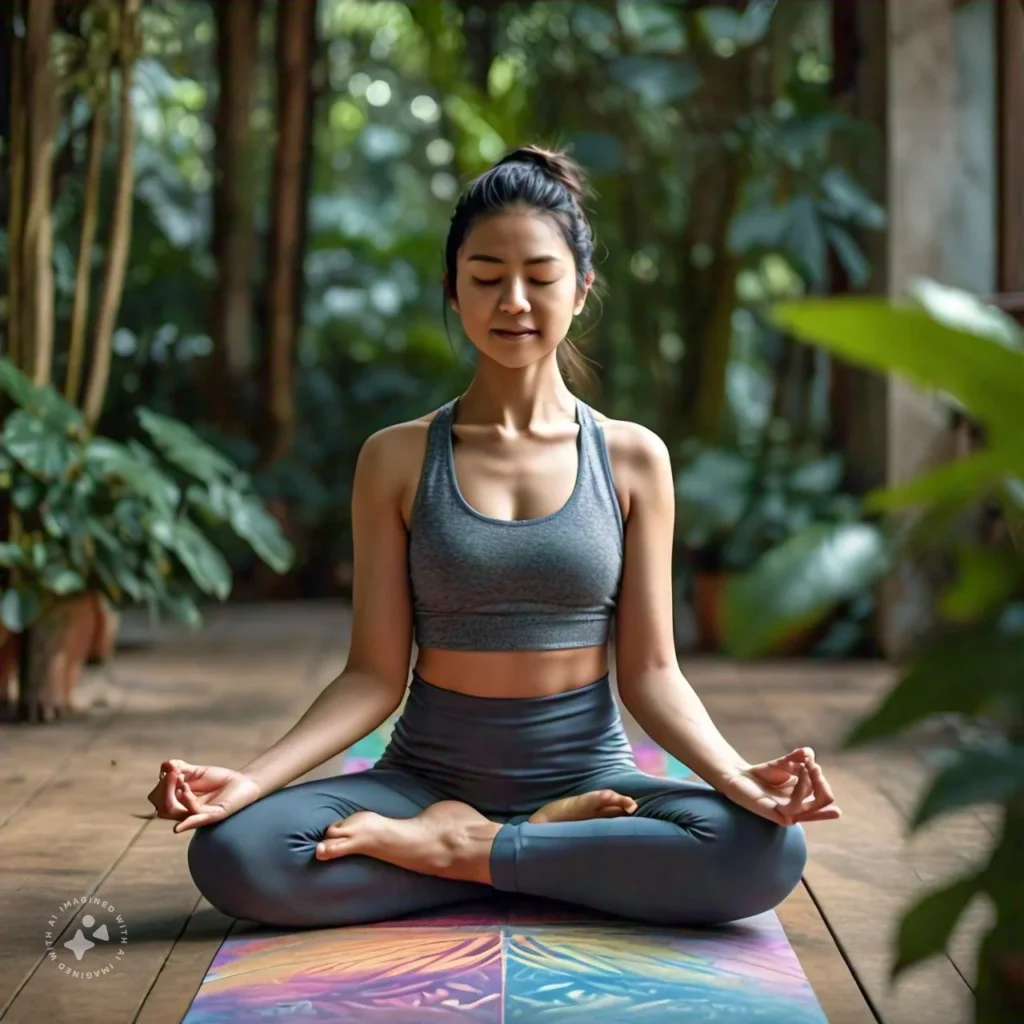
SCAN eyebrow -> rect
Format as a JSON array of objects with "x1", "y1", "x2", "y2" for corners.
[{"x1": 466, "y1": 254, "x2": 563, "y2": 265}]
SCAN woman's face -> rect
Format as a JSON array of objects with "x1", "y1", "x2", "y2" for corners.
[{"x1": 449, "y1": 207, "x2": 593, "y2": 369}]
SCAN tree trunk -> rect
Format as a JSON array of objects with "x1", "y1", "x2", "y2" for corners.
[
  {"x1": 4, "y1": 1, "x2": 26, "y2": 374},
  {"x1": 83, "y1": 0, "x2": 139, "y2": 429},
  {"x1": 207, "y1": 0, "x2": 262, "y2": 431},
  {"x1": 260, "y1": 0, "x2": 317, "y2": 465},
  {"x1": 65, "y1": 102, "x2": 107, "y2": 406},
  {"x1": 20, "y1": 0, "x2": 57, "y2": 386}
]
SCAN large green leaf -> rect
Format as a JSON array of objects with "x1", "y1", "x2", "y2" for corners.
[
  {"x1": 894, "y1": 873, "x2": 984, "y2": 978},
  {"x1": 845, "y1": 619, "x2": 1024, "y2": 746},
  {"x1": 0, "y1": 588, "x2": 42, "y2": 631},
  {"x1": 908, "y1": 278, "x2": 1024, "y2": 352},
  {"x1": 771, "y1": 298, "x2": 1024, "y2": 444},
  {"x1": 41, "y1": 565, "x2": 85, "y2": 596},
  {"x1": 911, "y1": 745, "x2": 1024, "y2": 829},
  {"x1": 865, "y1": 449, "x2": 1023, "y2": 513},
  {"x1": 225, "y1": 492, "x2": 295, "y2": 573},
  {"x1": 723, "y1": 522, "x2": 889, "y2": 658},
  {"x1": 939, "y1": 547, "x2": 1023, "y2": 623},
  {"x1": 137, "y1": 407, "x2": 240, "y2": 484},
  {"x1": 0, "y1": 359, "x2": 84, "y2": 431},
  {"x1": 162, "y1": 518, "x2": 232, "y2": 600},
  {"x1": 84, "y1": 439, "x2": 180, "y2": 513},
  {"x1": 3, "y1": 411, "x2": 76, "y2": 480}
]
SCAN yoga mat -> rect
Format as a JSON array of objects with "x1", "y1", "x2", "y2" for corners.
[{"x1": 183, "y1": 719, "x2": 829, "y2": 1023}]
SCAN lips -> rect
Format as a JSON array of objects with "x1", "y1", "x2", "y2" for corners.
[{"x1": 492, "y1": 328, "x2": 538, "y2": 338}]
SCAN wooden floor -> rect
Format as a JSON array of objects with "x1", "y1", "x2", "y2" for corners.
[{"x1": 0, "y1": 603, "x2": 989, "y2": 1023}]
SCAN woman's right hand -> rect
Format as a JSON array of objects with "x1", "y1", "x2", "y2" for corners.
[{"x1": 147, "y1": 759, "x2": 264, "y2": 833}]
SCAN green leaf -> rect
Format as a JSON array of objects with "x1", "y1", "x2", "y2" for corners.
[
  {"x1": 823, "y1": 222, "x2": 871, "y2": 290},
  {"x1": 940, "y1": 547, "x2": 1023, "y2": 623},
  {"x1": 865, "y1": 449, "x2": 1021, "y2": 513},
  {"x1": 770, "y1": 297, "x2": 1024, "y2": 445},
  {"x1": 0, "y1": 543, "x2": 26, "y2": 567},
  {"x1": 225, "y1": 493, "x2": 294, "y2": 573},
  {"x1": 0, "y1": 588, "x2": 42, "y2": 631},
  {"x1": 820, "y1": 167, "x2": 887, "y2": 230},
  {"x1": 137, "y1": 407, "x2": 240, "y2": 484},
  {"x1": 908, "y1": 278, "x2": 1024, "y2": 352},
  {"x1": 894, "y1": 873, "x2": 984, "y2": 978},
  {"x1": 41, "y1": 565, "x2": 85, "y2": 596},
  {"x1": 84, "y1": 439, "x2": 179, "y2": 513},
  {"x1": 606, "y1": 56, "x2": 702, "y2": 105},
  {"x1": 845, "y1": 619, "x2": 1024, "y2": 746},
  {"x1": 166, "y1": 519, "x2": 233, "y2": 599},
  {"x1": 0, "y1": 359, "x2": 84, "y2": 431},
  {"x1": 3, "y1": 411, "x2": 76, "y2": 479},
  {"x1": 162, "y1": 591, "x2": 203, "y2": 629},
  {"x1": 723, "y1": 522, "x2": 889, "y2": 658},
  {"x1": 911, "y1": 745, "x2": 1024, "y2": 829},
  {"x1": 786, "y1": 196, "x2": 828, "y2": 289}
]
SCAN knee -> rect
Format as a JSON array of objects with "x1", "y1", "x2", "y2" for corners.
[
  {"x1": 714, "y1": 814, "x2": 808, "y2": 923},
  {"x1": 187, "y1": 817, "x2": 262, "y2": 922},
  {"x1": 655, "y1": 792, "x2": 808, "y2": 926},
  {"x1": 187, "y1": 812, "x2": 306, "y2": 926}
]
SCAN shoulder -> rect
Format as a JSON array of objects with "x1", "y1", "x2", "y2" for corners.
[
  {"x1": 590, "y1": 409, "x2": 671, "y2": 478},
  {"x1": 356, "y1": 404, "x2": 450, "y2": 519},
  {"x1": 588, "y1": 409, "x2": 673, "y2": 519}
]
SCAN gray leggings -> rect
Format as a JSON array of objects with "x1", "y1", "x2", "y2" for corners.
[{"x1": 188, "y1": 673, "x2": 807, "y2": 930}]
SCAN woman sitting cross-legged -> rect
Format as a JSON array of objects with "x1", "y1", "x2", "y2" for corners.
[{"x1": 147, "y1": 144, "x2": 840, "y2": 930}]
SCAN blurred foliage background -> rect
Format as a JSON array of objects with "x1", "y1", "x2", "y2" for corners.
[{"x1": 0, "y1": 0, "x2": 887, "y2": 655}]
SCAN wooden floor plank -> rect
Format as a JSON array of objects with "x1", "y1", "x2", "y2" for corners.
[
  {"x1": 757, "y1": 685, "x2": 980, "y2": 1024},
  {"x1": 776, "y1": 881, "x2": 878, "y2": 1024},
  {"x1": 1, "y1": 605, "x2": 349, "y2": 1024},
  {"x1": 0, "y1": 610, "x2": 991, "y2": 1024}
]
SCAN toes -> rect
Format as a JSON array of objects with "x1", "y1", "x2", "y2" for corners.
[{"x1": 599, "y1": 790, "x2": 636, "y2": 812}]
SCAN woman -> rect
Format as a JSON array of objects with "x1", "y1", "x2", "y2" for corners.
[{"x1": 149, "y1": 145, "x2": 840, "y2": 930}]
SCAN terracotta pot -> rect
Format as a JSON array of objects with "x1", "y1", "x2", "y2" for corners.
[
  {"x1": 16, "y1": 592, "x2": 109, "y2": 723},
  {"x1": 692, "y1": 572, "x2": 818, "y2": 656},
  {"x1": 693, "y1": 571, "x2": 726, "y2": 652}
]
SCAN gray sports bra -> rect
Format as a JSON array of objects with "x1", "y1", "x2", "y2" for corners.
[{"x1": 408, "y1": 395, "x2": 624, "y2": 652}]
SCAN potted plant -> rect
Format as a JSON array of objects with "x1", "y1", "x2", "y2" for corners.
[
  {"x1": 724, "y1": 280, "x2": 1024, "y2": 1018},
  {"x1": 0, "y1": 360, "x2": 295, "y2": 722},
  {"x1": 676, "y1": 434, "x2": 860, "y2": 652}
]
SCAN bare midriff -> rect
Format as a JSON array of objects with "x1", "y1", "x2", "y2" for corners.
[{"x1": 412, "y1": 645, "x2": 610, "y2": 699}]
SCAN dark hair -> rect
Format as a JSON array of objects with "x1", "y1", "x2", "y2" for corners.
[{"x1": 443, "y1": 144, "x2": 601, "y2": 394}]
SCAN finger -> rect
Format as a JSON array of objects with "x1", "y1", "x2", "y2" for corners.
[
  {"x1": 788, "y1": 765, "x2": 813, "y2": 812},
  {"x1": 176, "y1": 779, "x2": 203, "y2": 815},
  {"x1": 807, "y1": 760, "x2": 836, "y2": 806},
  {"x1": 793, "y1": 805, "x2": 842, "y2": 823},
  {"x1": 798, "y1": 761, "x2": 835, "y2": 815},
  {"x1": 161, "y1": 771, "x2": 189, "y2": 817},
  {"x1": 173, "y1": 813, "x2": 215, "y2": 834}
]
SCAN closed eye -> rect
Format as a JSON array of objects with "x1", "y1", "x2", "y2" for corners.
[{"x1": 472, "y1": 278, "x2": 558, "y2": 287}]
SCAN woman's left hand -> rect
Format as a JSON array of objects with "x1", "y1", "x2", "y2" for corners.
[{"x1": 715, "y1": 747, "x2": 841, "y2": 826}]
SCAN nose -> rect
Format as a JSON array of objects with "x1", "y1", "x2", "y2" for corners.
[{"x1": 499, "y1": 277, "x2": 531, "y2": 314}]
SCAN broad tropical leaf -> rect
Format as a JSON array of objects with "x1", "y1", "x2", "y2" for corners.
[{"x1": 723, "y1": 522, "x2": 889, "y2": 658}]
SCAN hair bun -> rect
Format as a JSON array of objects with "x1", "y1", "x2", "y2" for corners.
[{"x1": 496, "y1": 145, "x2": 591, "y2": 207}]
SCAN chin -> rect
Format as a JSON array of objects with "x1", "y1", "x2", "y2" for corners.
[{"x1": 475, "y1": 335, "x2": 559, "y2": 368}]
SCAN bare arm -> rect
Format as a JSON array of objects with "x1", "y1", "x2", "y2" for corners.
[
  {"x1": 240, "y1": 427, "x2": 415, "y2": 795},
  {"x1": 613, "y1": 424, "x2": 749, "y2": 787}
]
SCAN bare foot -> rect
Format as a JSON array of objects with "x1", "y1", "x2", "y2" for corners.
[
  {"x1": 528, "y1": 789, "x2": 637, "y2": 824},
  {"x1": 315, "y1": 800, "x2": 501, "y2": 884}
]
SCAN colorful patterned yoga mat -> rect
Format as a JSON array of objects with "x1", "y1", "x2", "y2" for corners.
[{"x1": 183, "y1": 721, "x2": 829, "y2": 1023}]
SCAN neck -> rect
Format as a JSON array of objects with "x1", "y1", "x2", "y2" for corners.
[{"x1": 459, "y1": 354, "x2": 576, "y2": 430}]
